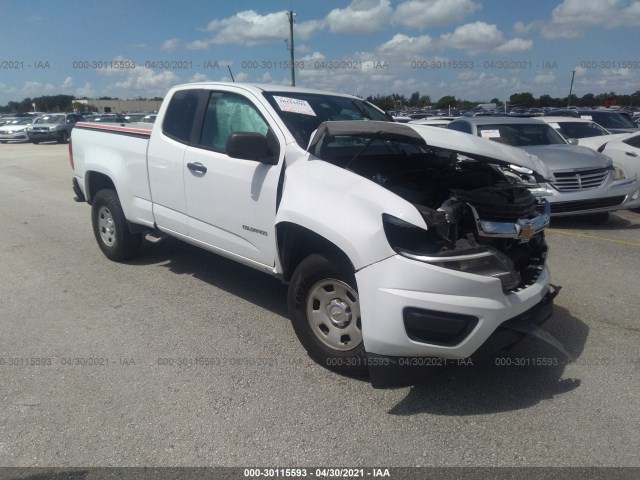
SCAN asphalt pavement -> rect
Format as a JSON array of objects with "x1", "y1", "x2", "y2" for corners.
[{"x1": 0, "y1": 142, "x2": 638, "y2": 468}]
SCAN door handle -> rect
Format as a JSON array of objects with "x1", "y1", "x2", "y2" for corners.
[
  {"x1": 187, "y1": 162, "x2": 207, "y2": 173},
  {"x1": 625, "y1": 151, "x2": 638, "y2": 157}
]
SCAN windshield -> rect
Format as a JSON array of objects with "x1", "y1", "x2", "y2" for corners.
[
  {"x1": 589, "y1": 112, "x2": 637, "y2": 129},
  {"x1": 554, "y1": 121, "x2": 609, "y2": 138},
  {"x1": 36, "y1": 115, "x2": 65, "y2": 124},
  {"x1": 477, "y1": 123, "x2": 566, "y2": 146},
  {"x1": 262, "y1": 92, "x2": 390, "y2": 147},
  {"x1": 6, "y1": 119, "x2": 31, "y2": 126}
]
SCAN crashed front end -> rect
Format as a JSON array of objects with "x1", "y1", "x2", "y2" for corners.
[{"x1": 308, "y1": 121, "x2": 565, "y2": 388}]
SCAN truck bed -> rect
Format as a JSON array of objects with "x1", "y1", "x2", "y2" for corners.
[{"x1": 72, "y1": 122, "x2": 156, "y2": 229}]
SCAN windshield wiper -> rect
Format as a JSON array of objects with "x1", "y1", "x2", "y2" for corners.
[{"x1": 344, "y1": 132, "x2": 382, "y2": 171}]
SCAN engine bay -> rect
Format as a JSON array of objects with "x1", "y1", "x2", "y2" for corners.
[{"x1": 319, "y1": 141, "x2": 549, "y2": 292}]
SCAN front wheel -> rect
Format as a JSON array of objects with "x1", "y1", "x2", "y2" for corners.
[
  {"x1": 288, "y1": 254, "x2": 367, "y2": 376},
  {"x1": 91, "y1": 189, "x2": 141, "y2": 261}
]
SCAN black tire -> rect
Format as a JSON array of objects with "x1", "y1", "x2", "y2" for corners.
[
  {"x1": 32, "y1": 141, "x2": 39, "y2": 144},
  {"x1": 59, "y1": 131, "x2": 70, "y2": 143},
  {"x1": 288, "y1": 253, "x2": 367, "y2": 376},
  {"x1": 0, "y1": 141, "x2": 7, "y2": 144},
  {"x1": 585, "y1": 212, "x2": 609, "y2": 225},
  {"x1": 91, "y1": 189, "x2": 141, "y2": 261}
]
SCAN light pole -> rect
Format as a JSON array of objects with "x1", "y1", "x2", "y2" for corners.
[
  {"x1": 286, "y1": 11, "x2": 296, "y2": 86},
  {"x1": 568, "y1": 69, "x2": 576, "y2": 107}
]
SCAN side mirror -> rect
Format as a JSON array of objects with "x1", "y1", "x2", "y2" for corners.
[
  {"x1": 226, "y1": 132, "x2": 278, "y2": 165},
  {"x1": 567, "y1": 138, "x2": 579, "y2": 145}
]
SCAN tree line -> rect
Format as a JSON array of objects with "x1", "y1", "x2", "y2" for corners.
[
  {"x1": 0, "y1": 95, "x2": 163, "y2": 113},
  {"x1": 2, "y1": 90, "x2": 640, "y2": 114},
  {"x1": 366, "y1": 90, "x2": 640, "y2": 111}
]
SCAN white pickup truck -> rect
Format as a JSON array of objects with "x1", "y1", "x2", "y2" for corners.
[{"x1": 70, "y1": 82, "x2": 565, "y2": 387}]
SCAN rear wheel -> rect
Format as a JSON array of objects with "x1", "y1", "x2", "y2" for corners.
[
  {"x1": 91, "y1": 189, "x2": 141, "y2": 261},
  {"x1": 59, "y1": 131, "x2": 70, "y2": 143},
  {"x1": 288, "y1": 254, "x2": 367, "y2": 376}
]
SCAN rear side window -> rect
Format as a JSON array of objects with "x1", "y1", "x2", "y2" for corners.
[
  {"x1": 623, "y1": 134, "x2": 640, "y2": 148},
  {"x1": 163, "y1": 89, "x2": 202, "y2": 143},
  {"x1": 447, "y1": 121, "x2": 472, "y2": 134},
  {"x1": 556, "y1": 121, "x2": 608, "y2": 138}
]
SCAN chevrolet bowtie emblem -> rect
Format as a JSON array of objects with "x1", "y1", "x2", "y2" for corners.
[{"x1": 519, "y1": 223, "x2": 535, "y2": 240}]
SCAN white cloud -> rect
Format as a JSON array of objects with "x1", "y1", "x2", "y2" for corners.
[
  {"x1": 296, "y1": 66, "x2": 398, "y2": 98},
  {"x1": 160, "y1": 38, "x2": 181, "y2": 52},
  {"x1": 21, "y1": 81, "x2": 56, "y2": 97},
  {"x1": 513, "y1": 20, "x2": 544, "y2": 35},
  {"x1": 493, "y1": 38, "x2": 533, "y2": 53},
  {"x1": 74, "y1": 83, "x2": 96, "y2": 98},
  {"x1": 393, "y1": 0, "x2": 481, "y2": 29},
  {"x1": 300, "y1": 51, "x2": 326, "y2": 62},
  {"x1": 534, "y1": 72, "x2": 555, "y2": 84},
  {"x1": 377, "y1": 33, "x2": 434, "y2": 56},
  {"x1": 186, "y1": 40, "x2": 209, "y2": 50},
  {"x1": 90, "y1": 56, "x2": 180, "y2": 97},
  {"x1": 203, "y1": 10, "x2": 323, "y2": 46},
  {"x1": 452, "y1": 71, "x2": 524, "y2": 99},
  {"x1": 541, "y1": 0, "x2": 640, "y2": 39},
  {"x1": 390, "y1": 78, "x2": 425, "y2": 92},
  {"x1": 439, "y1": 22, "x2": 504, "y2": 54},
  {"x1": 61, "y1": 77, "x2": 74, "y2": 89},
  {"x1": 573, "y1": 66, "x2": 588, "y2": 77},
  {"x1": 113, "y1": 69, "x2": 179, "y2": 91},
  {"x1": 296, "y1": 44, "x2": 312, "y2": 54},
  {"x1": 326, "y1": 0, "x2": 392, "y2": 34},
  {"x1": 189, "y1": 73, "x2": 210, "y2": 82}
]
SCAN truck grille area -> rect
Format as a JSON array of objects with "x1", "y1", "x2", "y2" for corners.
[
  {"x1": 551, "y1": 168, "x2": 609, "y2": 192},
  {"x1": 452, "y1": 184, "x2": 538, "y2": 221}
]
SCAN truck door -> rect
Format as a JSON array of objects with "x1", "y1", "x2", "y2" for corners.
[
  {"x1": 183, "y1": 91, "x2": 284, "y2": 268},
  {"x1": 148, "y1": 88, "x2": 205, "y2": 235}
]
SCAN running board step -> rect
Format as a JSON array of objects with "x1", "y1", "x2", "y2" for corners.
[{"x1": 144, "y1": 231, "x2": 167, "y2": 244}]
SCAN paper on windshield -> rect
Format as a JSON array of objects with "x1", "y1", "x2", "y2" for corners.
[
  {"x1": 480, "y1": 129, "x2": 501, "y2": 139},
  {"x1": 273, "y1": 96, "x2": 316, "y2": 116},
  {"x1": 580, "y1": 115, "x2": 593, "y2": 120}
]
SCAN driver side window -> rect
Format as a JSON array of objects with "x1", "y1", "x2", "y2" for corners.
[{"x1": 200, "y1": 92, "x2": 269, "y2": 153}]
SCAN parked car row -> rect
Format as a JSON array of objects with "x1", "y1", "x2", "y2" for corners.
[
  {"x1": 392, "y1": 106, "x2": 640, "y2": 126},
  {"x1": 0, "y1": 112, "x2": 158, "y2": 144},
  {"x1": 445, "y1": 116, "x2": 640, "y2": 222},
  {"x1": 0, "y1": 118, "x2": 33, "y2": 143}
]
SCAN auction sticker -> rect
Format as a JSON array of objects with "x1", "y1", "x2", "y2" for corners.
[
  {"x1": 480, "y1": 129, "x2": 501, "y2": 139},
  {"x1": 273, "y1": 96, "x2": 316, "y2": 116}
]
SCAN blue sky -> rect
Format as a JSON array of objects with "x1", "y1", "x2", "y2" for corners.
[{"x1": 1, "y1": 0, "x2": 639, "y2": 105}]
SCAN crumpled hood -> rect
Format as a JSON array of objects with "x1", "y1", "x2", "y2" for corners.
[
  {"x1": 308, "y1": 121, "x2": 553, "y2": 180},
  {"x1": 520, "y1": 144, "x2": 612, "y2": 172}
]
